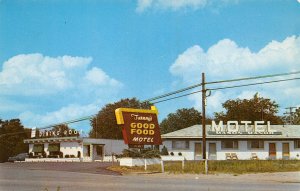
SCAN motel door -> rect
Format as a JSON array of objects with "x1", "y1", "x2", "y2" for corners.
[
  {"x1": 282, "y1": 143, "x2": 290, "y2": 159},
  {"x1": 269, "y1": 143, "x2": 276, "y2": 159},
  {"x1": 208, "y1": 143, "x2": 217, "y2": 160},
  {"x1": 93, "y1": 145, "x2": 104, "y2": 161},
  {"x1": 194, "y1": 143, "x2": 202, "y2": 160}
]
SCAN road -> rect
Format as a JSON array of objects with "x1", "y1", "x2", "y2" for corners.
[{"x1": 0, "y1": 163, "x2": 299, "y2": 191}]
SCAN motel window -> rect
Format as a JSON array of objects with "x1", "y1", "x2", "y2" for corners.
[
  {"x1": 248, "y1": 140, "x2": 264, "y2": 149},
  {"x1": 295, "y1": 140, "x2": 300, "y2": 149},
  {"x1": 221, "y1": 140, "x2": 238, "y2": 149},
  {"x1": 172, "y1": 140, "x2": 189, "y2": 150}
]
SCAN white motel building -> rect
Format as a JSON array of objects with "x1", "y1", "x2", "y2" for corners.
[
  {"x1": 24, "y1": 121, "x2": 300, "y2": 161},
  {"x1": 162, "y1": 121, "x2": 300, "y2": 160}
]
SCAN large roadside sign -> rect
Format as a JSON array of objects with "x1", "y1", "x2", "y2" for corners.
[{"x1": 115, "y1": 106, "x2": 162, "y2": 146}]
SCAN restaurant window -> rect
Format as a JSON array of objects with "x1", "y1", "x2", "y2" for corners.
[
  {"x1": 248, "y1": 140, "x2": 264, "y2": 149},
  {"x1": 172, "y1": 140, "x2": 189, "y2": 150},
  {"x1": 294, "y1": 140, "x2": 300, "y2": 149},
  {"x1": 221, "y1": 140, "x2": 238, "y2": 149},
  {"x1": 32, "y1": 144, "x2": 44, "y2": 154},
  {"x1": 48, "y1": 143, "x2": 60, "y2": 155}
]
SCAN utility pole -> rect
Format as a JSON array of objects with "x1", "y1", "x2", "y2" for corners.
[
  {"x1": 201, "y1": 73, "x2": 208, "y2": 174},
  {"x1": 284, "y1": 107, "x2": 296, "y2": 125}
]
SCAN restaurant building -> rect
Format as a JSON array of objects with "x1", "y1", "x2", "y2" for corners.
[
  {"x1": 161, "y1": 121, "x2": 300, "y2": 160},
  {"x1": 23, "y1": 129, "x2": 127, "y2": 162}
]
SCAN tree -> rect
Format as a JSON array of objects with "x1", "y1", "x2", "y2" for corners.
[
  {"x1": 214, "y1": 93, "x2": 283, "y2": 124},
  {"x1": 283, "y1": 107, "x2": 300, "y2": 125},
  {"x1": 160, "y1": 108, "x2": 210, "y2": 134},
  {"x1": 52, "y1": 124, "x2": 78, "y2": 137},
  {"x1": 0, "y1": 119, "x2": 29, "y2": 162},
  {"x1": 52, "y1": 124, "x2": 69, "y2": 132},
  {"x1": 89, "y1": 98, "x2": 150, "y2": 139},
  {"x1": 294, "y1": 108, "x2": 300, "y2": 125}
]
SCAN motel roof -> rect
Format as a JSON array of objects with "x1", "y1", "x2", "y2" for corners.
[{"x1": 161, "y1": 125, "x2": 300, "y2": 139}]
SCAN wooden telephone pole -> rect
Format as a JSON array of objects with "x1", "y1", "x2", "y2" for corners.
[{"x1": 201, "y1": 73, "x2": 208, "y2": 174}]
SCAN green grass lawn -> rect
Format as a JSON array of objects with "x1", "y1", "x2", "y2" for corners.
[{"x1": 109, "y1": 160, "x2": 300, "y2": 174}]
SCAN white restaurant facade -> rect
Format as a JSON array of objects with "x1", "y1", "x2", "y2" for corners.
[
  {"x1": 161, "y1": 121, "x2": 300, "y2": 160},
  {"x1": 24, "y1": 136, "x2": 127, "y2": 162}
]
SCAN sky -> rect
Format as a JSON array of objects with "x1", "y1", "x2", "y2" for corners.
[{"x1": 0, "y1": 0, "x2": 300, "y2": 133}]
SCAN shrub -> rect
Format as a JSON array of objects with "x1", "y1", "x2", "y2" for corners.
[
  {"x1": 121, "y1": 149, "x2": 141, "y2": 158},
  {"x1": 170, "y1": 152, "x2": 174, "y2": 156},
  {"x1": 160, "y1": 146, "x2": 169, "y2": 155},
  {"x1": 141, "y1": 148, "x2": 160, "y2": 158},
  {"x1": 59, "y1": 151, "x2": 63, "y2": 158},
  {"x1": 178, "y1": 152, "x2": 182, "y2": 156},
  {"x1": 42, "y1": 151, "x2": 47, "y2": 158},
  {"x1": 119, "y1": 148, "x2": 161, "y2": 158}
]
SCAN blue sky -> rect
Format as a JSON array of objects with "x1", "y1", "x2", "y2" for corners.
[{"x1": 1, "y1": 0, "x2": 300, "y2": 133}]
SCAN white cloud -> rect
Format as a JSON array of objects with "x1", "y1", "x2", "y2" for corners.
[
  {"x1": 136, "y1": 0, "x2": 153, "y2": 12},
  {"x1": 137, "y1": 0, "x2": 207, "y2": 12},
  {"x1": 85, "y1": 67, "x2": 121, "y2": 87},
  {"x1": 19, "y1": 103, "x2": 99, "y2": 128},
  {"x1": 0, "y1": 53, "x2": 123, "y2": 128},
  {"x1": 170, "y1": 35, "x2": 300, "y2": 115},
  {"x1": 0, "y1": 53, "x2": 122, "y2": 95},
  {"x1": 136, "y1": 0, "x2": 238, "y2": 12}
]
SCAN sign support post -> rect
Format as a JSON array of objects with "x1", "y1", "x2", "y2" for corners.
[{"x1": 202, "y1": 73, "x2": 208, "y2": 175}]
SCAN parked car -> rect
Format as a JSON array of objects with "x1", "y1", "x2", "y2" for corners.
[{"x1": 8, "y1": 153, "x2": 29, "y2": 162}]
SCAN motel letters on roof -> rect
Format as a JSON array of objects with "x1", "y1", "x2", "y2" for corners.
[
  {"x1": 115, "y1": 106, "x2": 162, "y2": 147},
  {"x1": 209, "y1": 120, "x2": 282, "y2": 135}
]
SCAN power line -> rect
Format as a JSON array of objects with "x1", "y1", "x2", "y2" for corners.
[
  {"x1": 145, "y1": 70, "x2": 300, "y2": 102},
  {"x1": 152, "y1": 77, "x2": 300, "y2": 104},
  {"x1": 0, "y1": 115, "x2": 96, "y2": 138},
  {"x1": 38, "y1": 115, "x2": 96, "y2": 130},
  {"x1": 152, "y1": 90, "x2": 202, "y2": 104},
  {"x1": 206, "y1": 70, "x2": 300, "y2": 85},
  {"x1": 1, "y1": 71, "x2": 300, "y2": 137},
  {"x1": 145, "y1": 83, "x2": 202, "y2": 102},
  {"x1": 32, "y1": 74, "x2": 300, "y2": 129},
  {"x1": 208, "y1": 77, "x2": 300, "y2": 91}
]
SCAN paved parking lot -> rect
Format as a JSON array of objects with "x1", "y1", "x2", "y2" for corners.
[
  {"x1": 0, "y1": 162, "x2": 299, "y2": 191},
  {"x1": 1, "y1": 162, "x2": 121, "y2": 175}
]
